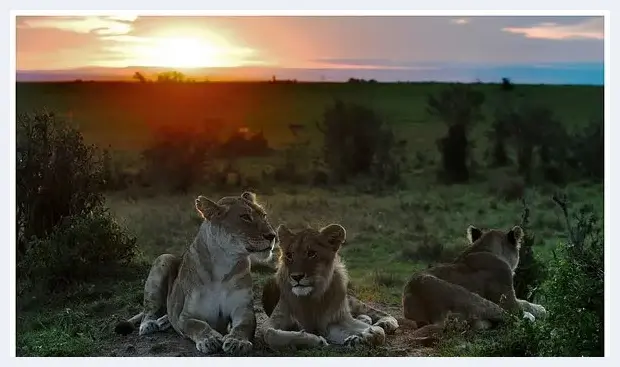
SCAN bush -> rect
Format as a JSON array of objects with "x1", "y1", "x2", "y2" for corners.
[
  {"x1": 19, "y1": 208, "x2": 137, "y2": 291},
  {"x1": 427, "y1": 84, "x2": 485, "y2": 183},
  {"x1": 219, "y1": 129, "x2": 272, "y2": 158},
  {"x1": 500, "y1": 77, "x2": 514, "y2": 92},
  {"x1": 537, "y1": 195, "x2": 604, "y2": 356},
  {"x1": 316, "y1": 100, "x2": 403, "y2": 185},
  {"x1": 16, "y1": 111, "x2": 104, "y2": 258},
  {"x1": 569, "y1": 118, "x2": 603, "y2": 181},
  {"x1": 16, "y1": 111, "x2": 137, "y2": 291},
  {"x1": 486, "y1": 108, "x2": 516, "y2": 168},
  {"x1": 142, "y1": 123, "x2": 217, "y2": 192}
]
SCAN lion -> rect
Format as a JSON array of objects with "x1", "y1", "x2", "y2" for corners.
[
  {"x1": 402, "y1": 225, "x2": 547, "y2": 340},
  {"x1": 114, "y1": 191, "x2": 277, "y2": 355},
  {"x1": 261, "y1": 224, "x2": 397, "y2": 350},
  {"x1": 262, "y1": 275, "x2": 399, "y2": 335}
]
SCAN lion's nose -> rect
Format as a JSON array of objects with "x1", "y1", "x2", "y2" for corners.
[
  {"x1": 290, "y1": 273, "x2": 304, "y2": 282},
  {"x1": 264, "y1": 233, "x2": 276, "y2": 242}
]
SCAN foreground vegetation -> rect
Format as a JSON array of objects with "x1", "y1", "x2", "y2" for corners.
[{"x1": 16, "y1": 81, "x2": 604, "y2": 357}]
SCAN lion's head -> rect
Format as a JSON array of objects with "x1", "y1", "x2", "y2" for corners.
[
  {"x1": 195, "y1": 191, "x2": 277, "y2": 260},
  {"x1": 464, "y1": 225, "x2": 524, "y2": 271},
  {"x1": 276, "y1": 223, "x2": 346, "y2": 297}
]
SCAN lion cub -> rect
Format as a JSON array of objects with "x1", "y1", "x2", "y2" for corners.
[
  {"x1": 115, "y1": 192, "x2": 277, "y2": 355},
  {"x1": 262, "y1": 224, "x2": 388, "y2": 350},
  {"x1": 402, "y1": 225, "x2": 547, "y2": 339}
]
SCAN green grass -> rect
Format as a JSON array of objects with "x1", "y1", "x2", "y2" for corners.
[
  {"x1": 15, "y1": 81, "x2": 604, "y2": 357},
  {"x1": 16, "y1": 266, "x2": 147, "y2": 356}
]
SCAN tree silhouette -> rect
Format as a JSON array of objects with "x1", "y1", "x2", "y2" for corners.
[
  {"x1": 157, "y1": 71, "x2": 186, "y2": 83},
  {"x1": 132, "y1": 71, "x2": 147, "y2": 83}
]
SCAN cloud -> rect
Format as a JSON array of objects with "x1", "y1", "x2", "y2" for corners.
[
  {"x1": 502, "y1": 17, "x2": 603, "y2": 40},
  {"x1": 18, "y1": 16, "x2": 136, "y2": 36},
  {"x1": 310, "y1": 57, "x2": 439, "y2": 70},
  {"x1": 450, "y1": 18, "x2": 470, "y2": 25}
]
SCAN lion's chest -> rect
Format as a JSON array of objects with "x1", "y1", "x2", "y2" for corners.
[{"x1": 187, "y1": 283, "x2": 251, "y2": 334}]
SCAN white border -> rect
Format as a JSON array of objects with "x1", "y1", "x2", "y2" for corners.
[{"x1": 4, "y1": 2, "x2": 616, "y2": 367}]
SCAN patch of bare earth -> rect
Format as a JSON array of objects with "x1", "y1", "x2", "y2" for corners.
[{"x1": 103, "y1": 297, "x2": 434, "y2": 357}]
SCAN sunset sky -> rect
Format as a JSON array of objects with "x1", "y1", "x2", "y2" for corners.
[{"x1": 16, "y1": 15, "x2": 605, "y2": 84}]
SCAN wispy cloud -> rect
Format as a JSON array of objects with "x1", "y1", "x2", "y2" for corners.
[
  {"x1": 18, "y1": 16, "x2": 136, "y2": 36},
  {"x1": 310, "y1": 58, "x2": 438, "y2": 70},
  {"x1": 450, "y1": 18, "x2": 470, "y2": 25},
  {"x1": 502, "y1": 17, "x2": 603, "y2": 40}
]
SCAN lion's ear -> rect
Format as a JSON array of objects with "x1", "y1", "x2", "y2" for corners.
[
  {"x1": 320, "y1": 223, "x2": 346, "y2": 250},
  {"x1": 507, "y1": 226, "x2": 524, "y2": 250},
  {"x1": 241, "y1": 191, "x2": 257, "y2": 203},
  {"x1": 467, "y1": 225, "x2": 483, "y2": 243},
  {"x1": 195, "y1": 196, "x2": 225, "y2": 220},
  {"x1": 277, "y1": 224, "x2": 293, "y2": 245}
]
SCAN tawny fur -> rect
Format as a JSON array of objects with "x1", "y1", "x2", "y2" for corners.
[
  {"x1": 262, "y1": 276, "x2": 399, "y2": 335},
  {"x1": 262, "y1": 224, "x2": 395, "y2": 350},
  {"x1": 402, "y1": 225, "x2": 547, "y2": 342},
  {"x1": 115, "y1": 192, "x2": 277, "y2": 355}
]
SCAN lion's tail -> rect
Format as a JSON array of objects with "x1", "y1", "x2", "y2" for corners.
[{"x1": 114, "y1": 311, "x2": 144, "y2": 335}]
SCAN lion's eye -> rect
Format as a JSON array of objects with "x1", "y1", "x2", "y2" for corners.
[
  {"x1": 284, "y1": 252, "x2": 293, "y2": 261},
  {"x1": 307, "y1": 250, "x2": 317, "y2": 258},
  {"x1": 240, "y1": 214, "x2": 252, "y2": 222}
]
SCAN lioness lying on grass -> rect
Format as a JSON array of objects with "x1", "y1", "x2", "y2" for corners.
[
  {"x1": 402, "y1": 225, "x2": 547, "y2": 341},
  {"x1": 115, "y1": 192, "x2": 277, "y2": 355}
]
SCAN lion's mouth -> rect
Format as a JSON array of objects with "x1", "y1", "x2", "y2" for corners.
[
  {"x1": 246, "y1": 237, "x2": 276, "y2": 253},
  {"x1": 247, "y1": 247, "x2": 272, "y2": 253}
]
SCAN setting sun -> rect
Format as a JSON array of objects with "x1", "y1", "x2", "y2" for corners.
[
  {"x1": 121, "y1": 34, "x2": 253, "y2": 68},
  {"x1": 136, "y1": 36, "x2": 221, "y2": 68}
]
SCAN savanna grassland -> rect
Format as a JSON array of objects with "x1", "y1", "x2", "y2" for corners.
[{"x1": 16, "y1": 81, "x2": 604, "y2": 357}]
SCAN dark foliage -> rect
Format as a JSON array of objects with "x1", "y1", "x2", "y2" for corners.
[
  {"x1": 316, "y1": 100, "x2": 403, "y2": 185},
  {"x1": 427, "y1": 84, "x2": 485, "y2": 183},
  {"x1": 16, "y1": 111, "x2": 137, "y2": 291},
  {"x1": 16, "y1": 111, "x2": 105, "y2": 257}
]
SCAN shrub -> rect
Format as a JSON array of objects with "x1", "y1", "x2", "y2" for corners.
[
  {"x1": 500, "y1": 77, "x2": 514, "y2": 92},
  {"x1": 568, "y1": 118, "x2": 603, "y2": 181},
  {"x1": 537, "y1": 195, "x2": 604, "y2": 356},
  {"x1": 16, "y1": 111, "x2": 137, "y2": 291},
  {"x1": 16, "y1": 111, "x2": 104, "y2": 258},
  {"x1": 142, "y1": 123, "x2": 217, "y2": 192},
  {"x1": 316, "y1": 100, "x2": 403, "y2": 185},
  {"x1": 219, "y1": 129, "x2": 272, "y2": 157},
  {"x1": 497, "y1": 103, "x2": 569, "y2": 183},
  {"x1": 19, "y1": 208, "x2": 137, "y2": 291},
  {"x1": 427, "y1": 84, "x2": 485, "y2": 183},
  {"x1": 486, "y1": 108, "x2": 516, "y2": 168}
]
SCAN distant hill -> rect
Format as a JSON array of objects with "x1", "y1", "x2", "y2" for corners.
[{"x1": 15, "y1": 63, "x2": 604, "y2": 85}]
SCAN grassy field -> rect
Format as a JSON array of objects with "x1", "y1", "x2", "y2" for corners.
[{"x1": 15, "y1": 81, "x2": 604, "y2": 357}]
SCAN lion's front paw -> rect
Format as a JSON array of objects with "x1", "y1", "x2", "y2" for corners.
[
  {"x1": 314, "y1": 334, "x2": 329, "y2": 347},
  {"x1": 374, "y1": 316, "x2": 399, "y2": 334},
  {"x1": 523, "y1": 311, "x2": 536, "y2": 322},
  {"x1": 344, "y1": 334, "x2": 364, "y2": 347},
  {"x1": 361, "y1": 325, "x2": 386, "y2": 346},
  {"x1": 196, "y1": 333, "x2": 223, "y2": 354},
  {"x1": 138, "y1": 320, "x2": 159, "y2": 336},
  {"x1": 356, "y1": 314, "x2": 373, "y2": 325},
  {"x1": 222, "y1": 335, "x2": 253, "y2": 355},
  {"x1": 530, "y1": 304, "x2": 547, "y2": 319}
]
